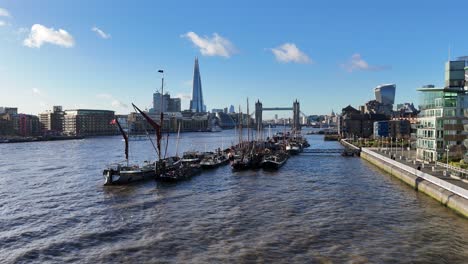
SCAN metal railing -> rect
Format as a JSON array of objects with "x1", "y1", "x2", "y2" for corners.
[
  {"x1": 436, "y1": 161, "x2": 468, "y2": 178},
  {"x1": 362, "y1": 148, "x2": 468, "y2": 200}
]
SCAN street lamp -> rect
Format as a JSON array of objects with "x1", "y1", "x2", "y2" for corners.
[
  {"x1": 407, "y1": 138, "x2": 410, "y2": 160},
  {"x1": 401, "y1": 138, "x2": 404, "y2": 158},
  {"x1": 390, "y1": 137, "x2": 393, "y2": 154},
  {"x1": 446, "y1": 145, "x2": 450, "y2": 174}
]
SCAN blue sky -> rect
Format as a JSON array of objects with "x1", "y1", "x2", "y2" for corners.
[{"x1": 1, "y1": 0, "x2": 467, "y2": 117}]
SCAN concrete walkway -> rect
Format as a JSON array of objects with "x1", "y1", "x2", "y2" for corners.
[{"x1": 372, "y1": 148, "x2": 468, "y2": 191}]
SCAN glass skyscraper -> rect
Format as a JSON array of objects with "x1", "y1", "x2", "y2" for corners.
[
  {"x1": 190, "y1": 57, "x2": 205, "y2": 112},
  {"x1": 374, "y1": 84, "x2": 396, "y2": 105}
]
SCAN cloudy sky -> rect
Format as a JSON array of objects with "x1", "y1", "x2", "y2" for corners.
[{"x1": 0, "y1": 0, "x2": 467, "y2": 117}]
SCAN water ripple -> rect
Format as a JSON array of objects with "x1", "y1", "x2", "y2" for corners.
[{"x1": 0, "y1": 132, "x2": 467, "y2": 263}]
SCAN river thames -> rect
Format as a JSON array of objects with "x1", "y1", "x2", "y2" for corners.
[{"x1": 0, "y1": 130, "x2": 467, "y2": 263}]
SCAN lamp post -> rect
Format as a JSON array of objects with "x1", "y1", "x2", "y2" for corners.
[
  {"x1": 407, "y1": 138, "x2": 410, "y2": 160},
  {"x1": 401, "y1": 138, "x2": 404, "y2": 158},
  {"x1": 446, "y1": 145, "x2": 450, "y2": 174},
  {"x1": 390, "y1": 137, "x2": 393, "y2": 155}
]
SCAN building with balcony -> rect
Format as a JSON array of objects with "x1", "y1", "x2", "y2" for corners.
[
  {"x1": 39, "y1": 106, "x2": 64, "y2": 134},
  {"x1": 416, "y1": 61, "x2": 468, "y2": 162},
  {"x1": 63, "y1": 109, "x2": 116, "y2": 136}
]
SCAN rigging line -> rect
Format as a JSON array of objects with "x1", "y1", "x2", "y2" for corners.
[{"x1": 132, "y1": 104, "x2": 159, "y2": 157}]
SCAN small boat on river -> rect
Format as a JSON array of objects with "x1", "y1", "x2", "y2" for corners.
[
  {"x1": 103, "y1": 118, "x2": 156, "y2": 185},
  {"x1": 261, "y1": 151, "x2": 288, "y2": 170},
  {"x1": 201, "y1": 152, "x2": 229, "y2": 169}
]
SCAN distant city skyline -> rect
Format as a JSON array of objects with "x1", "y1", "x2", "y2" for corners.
[{"x1": 1, "y1": 1, "x2": 468, "y2": 118}]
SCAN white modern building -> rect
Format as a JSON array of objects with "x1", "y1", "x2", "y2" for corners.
[{"x1": 416, "y1": 61, "x2": 468, "y2": 162}]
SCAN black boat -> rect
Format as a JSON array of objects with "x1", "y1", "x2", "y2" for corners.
[
  {"x1": 231, "y1": 156, "x2": 253, "y2": 171},
  {"x1": 261, "y1": 152, "x2": 288, "y2": 170},
  {"x1": 157, "y1": 162, "x2": 201, "y2": 181},
  {"x1": 231, "y1": 150, "x2": 264, "y2": 171}
]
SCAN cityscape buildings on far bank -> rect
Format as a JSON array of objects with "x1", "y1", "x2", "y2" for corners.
[{"x1": 337, "y1": 58, "x2": 468, "y2": 164}]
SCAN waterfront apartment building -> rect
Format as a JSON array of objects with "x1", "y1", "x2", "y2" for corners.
[
  {"x1": 39, "y1": 106, "x2": 64, "y2": 134},
  {"x1": 16, "y1": 114, "x2": 41, "y2": 137},
  {"x1": 63, "y1": 109, "x2": 116, "y2": 136},
  {"x1": 416, "y1": 61, "x2": 468, "y2": 162},
  {"x1": 0, "y1": 108, "x2": 41, "y2": 137}
]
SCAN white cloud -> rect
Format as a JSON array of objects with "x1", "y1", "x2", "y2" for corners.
[
  {"x1": 97, "y1": 94, "x2": 128, "y2": 109},
  {"x1": 91, "y1": 26, "x2": 111, "y2": 39},
  {"x1": 341, "y1": 53, "x2": 390, "y2": 72},
  {"x1": 270, "y1": 43, "x2": 312, "y2": 64},
  {"x1": 175, "y1": 92, "x2": 192, "y2": 100},
  {"x1": 111, "y1": 100, "x2": 128, "y2": 108},
  {"x1": 0, "y1": 8, "x2": 11, "y2": 17},
  {"x1": 23, "y1": 24, "x2": 75, "y2": 48},
  {"x1": 32, "y1": 88, "x2": 41, "y2": 95},
  {"x1": 0, "y1": 20, "x2": 6, "y2": 27},
  {"x1": 181, "y1": 31, "x2": 236, "y2": 58}
]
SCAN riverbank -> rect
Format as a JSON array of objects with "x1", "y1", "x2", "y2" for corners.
[
  {"x1": 341, "y1": 139, "x2": 468, "y2": 218},
  {"x1": 0, "y1": 135, "x2": 85, "y2": 144}
]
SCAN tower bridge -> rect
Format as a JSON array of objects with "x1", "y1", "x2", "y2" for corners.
[{"x1": 255, "y1": 100, "x2": 301, "y2": 131}]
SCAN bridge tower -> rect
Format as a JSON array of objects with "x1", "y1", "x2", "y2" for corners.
[
  {"x1": 255, "y1": 100, "x2": 263, "y2": 127},
  {"x1": 292, "y1": 100, "x2": 301, "y2": 131}
]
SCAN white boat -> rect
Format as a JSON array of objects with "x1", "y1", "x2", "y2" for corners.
[
  {"x1": 103, "y1": 161, "x2": 155, "y2": 185},
  {"x1": 200, "y1": 153, "x2": 229, "y2": 169},
  {"x1": 286, "y1": 143, "x2": 302, "y2": 155}
]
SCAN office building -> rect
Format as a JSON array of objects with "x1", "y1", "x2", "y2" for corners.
[
  {"x1": 39, "y1": 106, "x2": 64, "y2": 134},
  {"x1": 151, "y1": 92, "x2": 181, "y2": 113},
  {"x1": 167, "y1": 97, "x2": 181, "y2": 112},
  {"x1": 190, "y1": 57, "x2": 205, "y2": 112},
  {"x1": 445, "y1": 60, "x2": 465, "y2": 88},
  {"x1": 63, "y1": 109, "x2": 116, "y2": 136},
  {"x1": 229, "y1": 105, "x2": 235, "y2": 113},
  {"x1": 416, "y1": 60, "x2": 468, "y2": 161},
  {"x1": 374, "y1": 84, "x2": 396, "y2": 105}
]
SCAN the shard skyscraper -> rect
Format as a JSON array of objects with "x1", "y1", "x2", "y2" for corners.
[{"x1": 190, "y1": 57, "x2": 205, "y2": 112}]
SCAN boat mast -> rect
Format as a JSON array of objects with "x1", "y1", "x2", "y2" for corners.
[
  {"x1": 114, "y1": 118, "x2": 129, "y2": 166},
  {"x1": 175, "y1": 122, "x2": 181, "y2": 157},
  {"x1": 247, "y1": 98, "x2": 250, "y2": 143},
  {"x1": 158, "y1": 69, "x2": 164, "y2": 161},
  {"x1": 238, "y1": 105, "x2": 242, "y2": 147},
  {"x1": 132, "y1": 103, "x2": 160, "y2": 158}
]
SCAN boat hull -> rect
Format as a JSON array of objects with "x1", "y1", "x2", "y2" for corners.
[
  {"x1": 200, "y1": 158, "x2": 229, "y2": 169},
  {"x1": 103, "y1": 168, "x2": 155, "y2": 185},
  {"x1": 262, "y1": 159, "x2": 286, "y2": 170}
]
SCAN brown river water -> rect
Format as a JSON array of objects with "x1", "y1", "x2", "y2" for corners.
[{"x1": 0, "y1": 130, "x2": 467, "y2": 263}]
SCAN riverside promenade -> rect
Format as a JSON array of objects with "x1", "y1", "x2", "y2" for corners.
[{"x1": 341, "y1": 139, "x2": 468, "y2": 218}]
